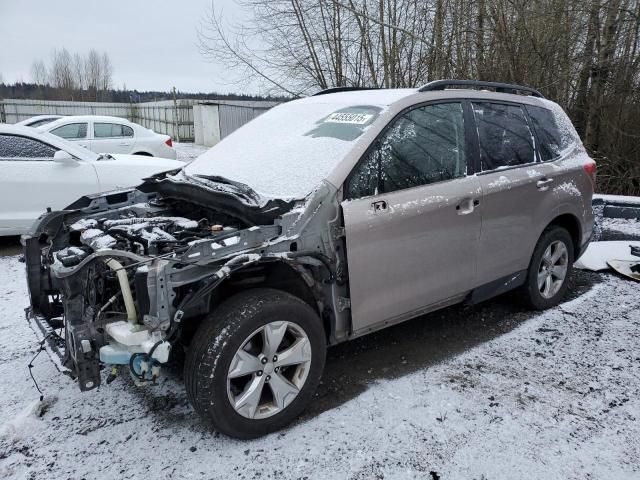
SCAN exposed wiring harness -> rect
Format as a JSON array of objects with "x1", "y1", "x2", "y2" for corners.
[{"x1": 27, "y1": 328, "x2": 64, "y2": 401}]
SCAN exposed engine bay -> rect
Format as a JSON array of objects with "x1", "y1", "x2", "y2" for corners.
[{"x1": 24, "y1": 172, "x2": 346, "y2": 392}]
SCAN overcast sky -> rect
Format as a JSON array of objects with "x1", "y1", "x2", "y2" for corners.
[{"x1": 0, "y1": 0, "x2": 252, "y2": 94}]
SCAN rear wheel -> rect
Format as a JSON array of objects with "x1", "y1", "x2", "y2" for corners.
[
  {"x1": 521, "y1": 226, "x2": 574, "y2": 310},
  {"x1": 184, "y1": 288, "x2": 326, "y2": 439}
]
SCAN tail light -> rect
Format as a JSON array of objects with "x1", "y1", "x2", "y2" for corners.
[
  {"x1": 583, "y1": 161, "x2": 596, "y2": 183},
  {"x1": 165, "y1": 138, "x2": 173, "y2": 148}
]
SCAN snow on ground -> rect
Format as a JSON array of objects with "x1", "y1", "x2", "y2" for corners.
[
  {"x1": 0, "y1": 215, "x2": 639, "y2": 479},
  {"x1": 174, "y1": 142, "x2": 208, "y2": 163},
  {"x1": 599, "y1": 216, "x2": 640, "y2": 238}
]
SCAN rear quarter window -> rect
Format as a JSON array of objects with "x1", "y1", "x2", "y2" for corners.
[
  {"x1": 526, "y1": 105, "x2": 565, "y2": 161},
  {"x1": 536, "y1": 101, "x2": 582, "y2": 157}
]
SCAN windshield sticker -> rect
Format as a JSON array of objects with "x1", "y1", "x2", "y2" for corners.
[{"x1": 324, "y1": 112, "x2": 373, "y2": 125}]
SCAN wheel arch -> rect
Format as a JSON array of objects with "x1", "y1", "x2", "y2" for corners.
[
  {"x1": 544, "y1": 212, "x2": 581, "y2": 257},
  {"x1": 133, "y1": 151, "x2": 153, "y2": 156},
  {"x1": 180, "y1": 259, "x2": 328, "y2": 345}
]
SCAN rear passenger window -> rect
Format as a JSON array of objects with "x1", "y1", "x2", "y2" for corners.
[
  {"x1": 51, "y1": 123, "x2": 88, "y2": 140},
  {"x1": 347, "y1": 102, "x2": 466, "y2": 198},
  {"x1": 472, "y1": 103, "x2": 535, "y2": 170},
  {"x1": 526, "y1": 105, "x2": 562, "y2": 161},
  {"x1": 0, "y1": 134, "x2": 58, "y2": 159},
  {"x1": 94, "y1": 123, "x2": 134, "y2": 138}
]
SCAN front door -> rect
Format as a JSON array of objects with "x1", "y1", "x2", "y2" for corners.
[
  {"x1": 0, "y1": 134, "x2": 100, "y2": 234},
  {"x1": 342, "y1": 102, "x2": 482, "y2": 334},
  {"x1": 49, "y1": 122, "x2": 91, "y2": 149}
]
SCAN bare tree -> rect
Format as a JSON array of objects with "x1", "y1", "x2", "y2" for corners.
[
  {"x1": 49, "y1": 48, "x2": 76, "y2": 98},
  {"x1": 73, "y1": 53, "x2": 86, "y2": 92},
  {"x1": 31, "y1": 60, "x2": 48, "y2": 85},
  {"x1": 100, "y1": 52, "x2": 113, "y2": 98},
  {"x1": 200, "y1": 0, "x2": 640, "y2": 195},
  {"x1": 86, "y1": 49, "x2": 103, "y2": 100}
]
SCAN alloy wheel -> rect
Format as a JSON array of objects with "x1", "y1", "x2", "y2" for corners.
[
  {"x1": 226, "y1": 321, "x2": 312, "y2": 419},
  {"x1": 537, "y1": 240, "x2": 569, "y2": 299}
]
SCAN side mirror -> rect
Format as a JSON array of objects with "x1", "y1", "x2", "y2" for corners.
[{"x1": 53, "y1": 150, "x2": 77, "y2": 164}]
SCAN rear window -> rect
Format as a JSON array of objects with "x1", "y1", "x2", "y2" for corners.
[
  {"x1": 472, "y1": 102, "x2": 536, "y2": 170},
  {"x1": 94, "y1": 123, "x2": 134, "y2": 138},
  {"x1": 28, "y1": 118, "x2": 58, "y2": 128},
  {"x1": 51, "y1": 123, "x2": 88, "y2": 140}
]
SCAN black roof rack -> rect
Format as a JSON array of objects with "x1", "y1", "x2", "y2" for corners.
[
  {"x1": 312, "y1": 86, "x2": 379, "y2": 96},
  {"x1": 418, "y1": 80, "x2": 544, "y2": 98}
]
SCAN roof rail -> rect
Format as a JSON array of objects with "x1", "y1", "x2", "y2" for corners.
[
  {"x1": 418, "y1": 80, "x2": 544, "y2": 98},
  {"x1": 312, "y1": 86, "x2": 379, "y2": 96}
]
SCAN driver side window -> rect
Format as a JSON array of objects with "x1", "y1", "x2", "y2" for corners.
[{"x1": 346, "y1": 102, "x2": 466, "y2": 199}]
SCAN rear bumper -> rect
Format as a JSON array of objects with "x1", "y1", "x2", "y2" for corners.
[{"x1": 576, "y1": 229, "x2": 593, "y2": 261}]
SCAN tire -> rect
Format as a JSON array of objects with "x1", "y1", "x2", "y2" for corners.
[
  {"x1": 521, "y1": 226, "x2": 574, "y2": 310},
  {"x1": 184, "y1": 288, "x2": 326, "y2": 439}
]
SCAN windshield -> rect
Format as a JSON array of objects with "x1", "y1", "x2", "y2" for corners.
[{"x1": 184, "y1": 100, "x2": 385, "y2": 201}]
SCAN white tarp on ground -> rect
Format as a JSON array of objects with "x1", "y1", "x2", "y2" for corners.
[{"x1": 575, "y1": 241, "x2": 640, "y2": 271}]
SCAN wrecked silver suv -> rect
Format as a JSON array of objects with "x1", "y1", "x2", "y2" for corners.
[{"x1": 25, "y1": 81, "x2": 595, "y2": 438}]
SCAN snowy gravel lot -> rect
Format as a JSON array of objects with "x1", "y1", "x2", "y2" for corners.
[
  {"x1": 174, "y1": 142, "x2": 208, "y2": 163},
  {"x1": 0, "y1": 212, "x2": 639, "y2": 479}
]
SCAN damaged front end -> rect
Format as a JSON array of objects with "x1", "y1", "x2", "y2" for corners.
[{"x1": 24, "y1": 171, "x2": 343, "y2": 391}]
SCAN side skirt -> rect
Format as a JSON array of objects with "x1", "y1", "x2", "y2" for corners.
[{"x1": 468, "y1": 270, "x2": 527, "y2": 305}]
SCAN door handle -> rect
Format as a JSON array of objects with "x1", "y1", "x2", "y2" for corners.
[
  {"x1": 456, "y1": 198, "x2": 479, "y2": 215},
  {"x1": 536, "y1": 178, "x2": 554, "y2": 191},
  {"x1": 371, "y1": 200, "x2": 387, "y2": 213},
  {"x1": 119, "y1": 142, "x2": 130, "y2": 146}
]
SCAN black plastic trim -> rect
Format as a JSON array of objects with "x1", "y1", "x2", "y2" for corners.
[
  {"x1": 312, "y1": 86, "x2": 380, "y2": 96},
  {"x1": 468, "y1": 270, "x2": 527, "y2": 304},
  {"x1": 419, "y1": 80, "x2": 544, "y2": 98}
]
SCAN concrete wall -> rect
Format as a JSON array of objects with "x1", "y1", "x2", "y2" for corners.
[{"x1": 194, "y1": 104, "x2": 222, "y2": 147}]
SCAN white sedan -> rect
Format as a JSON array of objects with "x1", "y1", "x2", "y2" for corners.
[
  {"x1": 37, "y1": 115, "x2": 178, "y2": 159},
  {"x1": 0, "y1": 124, "x2": 183, "y2": 236}
]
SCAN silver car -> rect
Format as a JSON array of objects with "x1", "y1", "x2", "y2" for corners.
[{"x1": 25, "y1": 80, "x2": 595, "y2": 438}]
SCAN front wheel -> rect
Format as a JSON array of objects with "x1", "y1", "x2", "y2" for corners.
[
  {"x1": 184, "y1": 288, "x2": 326, "y2": 439},
  {"x1": 521, "y1": 226, "x2": 574, "y2": 310}
]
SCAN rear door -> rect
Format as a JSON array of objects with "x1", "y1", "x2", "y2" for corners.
[
  {"x1": 0, "y1": 134, "x2": 99, "y2": 234},
  {"x1": 342, "y1": 102, "x2": 482, "y2": 334},
  {"x1": 472, "y1": 101, "x2": 563, "y2": 284},
  {"x1": 92, "y1": 122, "x2": 136, "y2": 154}
]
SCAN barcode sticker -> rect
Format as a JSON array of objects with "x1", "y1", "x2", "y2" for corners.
[{"x1": 324, "y1": 112, "x2": 373, "y2": 125}]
